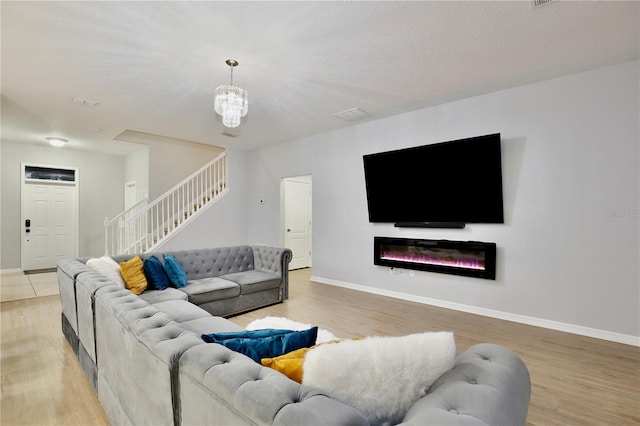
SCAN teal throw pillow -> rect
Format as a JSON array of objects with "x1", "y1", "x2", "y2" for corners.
[
  {"x1": 143, "y1": 255, "x2": 169, "y2": 290},
  {"x1": 202, "y1": 328, "x2": 295, "y2": 343},
  {"x1": 163, "y1": 254, "x2": 187, "y2": 288},
  {"x1": 203, "y1": 327, "x2": 318, "y2": 363}
]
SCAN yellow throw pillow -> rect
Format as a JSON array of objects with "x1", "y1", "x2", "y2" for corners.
[
  {"x1": 120, "y1": 256, "x2": 148, "y2": 295},
  {"x1": 261, "y1": 347, "x2": 310, "y2": 383},
  {"x1": 261, "y1": 338, "x2": 358, "y2": 382}
]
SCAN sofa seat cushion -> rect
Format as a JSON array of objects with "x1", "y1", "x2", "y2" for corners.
[
  {"x1": 139, "y1": 288, "x2": 188, "y2": 304},
  {"x1": 222, "y1": 271, "x2": 281, "y2": 295},
  {"x1": 180, "y1": 316, "x2": 245, "y2": 336},
  {"x1": 153, "y1": 300, "x2": 212, "y2": 324},
  {"x1": 180, "y1": 278, "x2": 240, "y2": 305}
]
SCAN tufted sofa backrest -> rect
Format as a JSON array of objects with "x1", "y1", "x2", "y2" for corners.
[
  {"x1": 164, "y1": 246, "x2": 255, "y2": 280},
  {"x1": 179, "y1": 343, "x2": 369, "y2": 426},
  {"x1": 87, "y1": 245, "x2": 292, "y2": 285}
]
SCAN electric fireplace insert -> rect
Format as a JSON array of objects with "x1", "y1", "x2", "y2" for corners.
[{"x1": 374, "y1": 237, "x2": 497, "y2": 280}]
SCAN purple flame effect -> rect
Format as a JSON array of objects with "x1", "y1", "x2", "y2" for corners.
[{"x1": 381, "y1": 252, "x2": 485, "y2": 270}]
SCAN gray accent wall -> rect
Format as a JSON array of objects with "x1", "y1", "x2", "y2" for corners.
[
  {"x1": 0, "y1": 141, "x2": 125, "y2": 268},
  {"x1": 244, "y1": 61, "x2": 639, "y2": 340}
]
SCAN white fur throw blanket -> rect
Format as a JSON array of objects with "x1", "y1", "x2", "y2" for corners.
[
  {"x1": 245, "y1": 316, "x2": 338, "y2": 343},
  {"x1": 246, "y1": 317, "x2": 455, "y2": 425},
  {"x1": 302, "y1": 331, "x2": 456, "y2": 426}
]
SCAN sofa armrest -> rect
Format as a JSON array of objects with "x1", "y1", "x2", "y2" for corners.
[
  {"x1": 400, "y1": 343, "x2": 531, "y2": 426},
  {"x1": 251, "y1": 246, "x2": 293, "y2": 299}
]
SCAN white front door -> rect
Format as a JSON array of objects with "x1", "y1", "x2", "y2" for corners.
[
  {"x1": 284, "y1": 176, "x2": 312, "y2": 270},
  {"x1": 22, "y1": 167, "x2": 78, "y2": 271}
]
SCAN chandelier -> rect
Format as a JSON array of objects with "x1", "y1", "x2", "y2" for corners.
[{"x1": 214, "y1": 59, "x2": 248, "y2": 128}]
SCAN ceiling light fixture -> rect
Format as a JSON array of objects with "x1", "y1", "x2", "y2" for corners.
[
  {"x1": 214, "y1": 59, "x2": 248, "y2": 128},
  {"x1": 46, "y1": 137, "x2": 68, "y2": 147}
]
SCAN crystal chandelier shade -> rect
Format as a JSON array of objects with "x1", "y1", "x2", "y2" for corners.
[{"x1": 214, "y1": 59, "x2": 248, "y2": 128}]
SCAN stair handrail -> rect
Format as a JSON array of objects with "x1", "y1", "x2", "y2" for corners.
[
  {"x1": 104, "y1": 195, "x2": 149, "y2": 228},
  {"x1": 104, "y1": 196, "x2": 149, "y2": 255}
]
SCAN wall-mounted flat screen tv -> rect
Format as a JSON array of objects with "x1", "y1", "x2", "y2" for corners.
[{"x1": 363, "y1": 133, "x2": 504, "y2": 225}]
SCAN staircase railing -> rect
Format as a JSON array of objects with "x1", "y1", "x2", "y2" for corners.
[
  {"x1": 104, "y1": 151, "x2": 227, "y2": 255},
  {"x1": 104, "y1": 195, "x2": 149, "y2": 255}
]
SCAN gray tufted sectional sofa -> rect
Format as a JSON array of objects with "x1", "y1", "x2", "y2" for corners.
[
  {"x1": 58, "y1": 245, "x2": 532, "y2": 426},
  {"x1": 58, "y1": 245, "x2": 293, "y2": 389}
]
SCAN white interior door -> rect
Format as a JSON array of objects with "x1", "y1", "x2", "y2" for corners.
[
  {"x1": 124, "y1": 181, "x2": 137, "y2": 210},
  {"x1": 22, "y1": 166, "x2": 78, "y2": 271},
  {"x1": 284, "y1": 176, "x2": 312, "y2": 270}
]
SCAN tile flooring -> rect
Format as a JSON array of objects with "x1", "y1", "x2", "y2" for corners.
[{"x1": 0, "y1": 270, "x2": 59, "y2": 302}]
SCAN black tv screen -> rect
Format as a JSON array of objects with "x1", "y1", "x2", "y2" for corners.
[{"x1": 363, "y1": 133, "x2": 504, "y2": 224}]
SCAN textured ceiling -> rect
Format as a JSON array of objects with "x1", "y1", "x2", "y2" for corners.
[{"x1": 1, "y1": 1, "x2": 638, "y2": 155}]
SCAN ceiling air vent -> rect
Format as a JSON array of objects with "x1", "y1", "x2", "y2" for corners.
[
  {"x1": 72, "y1": 97, "x2": 99, "y2": 107},
  {"x1": 221, "y1": 131, "x2": 237, "y2": 138},
  {"x1": 332, "y1": 107, "x2": 372, "y2": 123},
  {"x1": 531, "y1": 0, "x2": 553, "y2": 9}
]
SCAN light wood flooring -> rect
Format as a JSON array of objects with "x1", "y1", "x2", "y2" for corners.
[
  {"x1": 1, "y1": 271, "x2": 59, "y2": 302},
  {"x1": 1, "y1": 268, "x2": 638, "y2": 425}
]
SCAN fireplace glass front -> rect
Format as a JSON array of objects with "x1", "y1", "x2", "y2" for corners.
[{"x1": 374, "y1": 237, "x2": 497, "y2": 280}]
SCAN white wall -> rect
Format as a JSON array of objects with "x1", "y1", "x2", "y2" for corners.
[
  {"x1": 0, "y1": 141, "x2": 125, "y2": 268},
  {"x1": 245, "y1": 61, "x2": 639, "y2": 342},
  {"x1": 124, "y1": 146, "x2": 150, "y2": 202},
  {"x1": 156, "y1": 149, "x2": 251, "y2": 250},
  {"x1": 147, "y1": 139, "x2": 224, "y2": 200}
]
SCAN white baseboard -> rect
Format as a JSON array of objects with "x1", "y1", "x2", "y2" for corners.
[{"x1": 310, "y1": 275, "x2": 640, "y2": 347}]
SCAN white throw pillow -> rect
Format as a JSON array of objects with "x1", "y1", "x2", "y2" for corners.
[
  {"x1": 302, "y1": 331, "x2": 455, "y2": 425},
  {"x1": 86, "y1": 256, "x2": 126, "y2": 288}
]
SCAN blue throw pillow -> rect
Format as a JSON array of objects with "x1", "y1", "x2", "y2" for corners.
[
  {"x1": 143, "y1": 256, "x2": 169, "y2": 290},
  {"x1": 203, "y1": 327, "x2": 318, "y2": 363},
  {"x1": 163, "y1": 254, "x2": 187, "y2": 288},
  {"x1": 202, "y1": 328, "x2": 295, "y2": 343}
]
